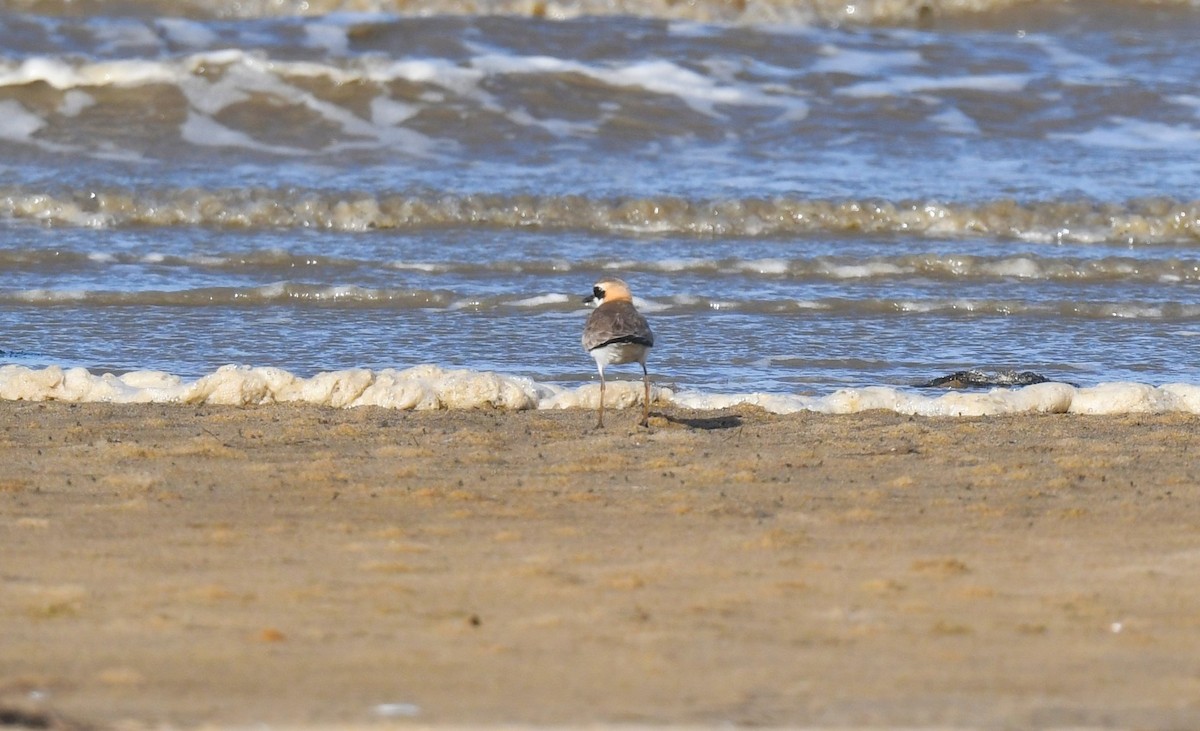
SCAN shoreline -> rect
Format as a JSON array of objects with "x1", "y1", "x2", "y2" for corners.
[
  {"x1": 3, "y1": 402, "x2": 1200, "y2": 729},
  {"x1": 6, "y1": 363, "x2": 1200, "y2": 417}
]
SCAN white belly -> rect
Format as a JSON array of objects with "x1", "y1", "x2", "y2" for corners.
[{"x1": 590, "y1": 342, "x2": 649, "y2": 369}]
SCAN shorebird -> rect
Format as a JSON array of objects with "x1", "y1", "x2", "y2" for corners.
[{"x1": 582, "y1": 278, "x2": 654, "y2": 428}]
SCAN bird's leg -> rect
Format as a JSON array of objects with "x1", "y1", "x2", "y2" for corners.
[
  {"x1": 596, "y1": 375, "x2": 606, "y2": 429},
  {"x1": 640, "y1": 362, "x2": 650, "y2": 427}
]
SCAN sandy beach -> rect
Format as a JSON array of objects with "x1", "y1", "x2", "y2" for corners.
[{"x1": 2, "y1": 401, "x2": 1200, "y2": 730}]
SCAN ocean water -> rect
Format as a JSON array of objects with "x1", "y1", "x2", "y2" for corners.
[{"x1": 1, "y1": 0, "x2": 1199, "y2": 415}]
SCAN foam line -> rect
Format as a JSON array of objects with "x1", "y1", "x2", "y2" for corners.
[{"x1": 5, "y1": 364, "x2": 1200, "y2": 416}]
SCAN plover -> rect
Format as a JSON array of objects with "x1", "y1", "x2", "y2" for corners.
[{"x1": 582, "y1": 278, "x2": 654, "y2": 428}]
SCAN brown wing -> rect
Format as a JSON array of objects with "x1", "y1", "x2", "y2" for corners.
[{"x1": 582, "y1": 301, "x2": 654, "y2": 351}]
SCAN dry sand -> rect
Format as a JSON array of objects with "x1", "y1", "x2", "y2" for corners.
[{"x1": 2, "y1": 401, "x2": 1200, "y2": 730}]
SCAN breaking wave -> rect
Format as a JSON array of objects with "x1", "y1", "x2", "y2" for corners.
[
  {"x1": 4, "y1": 287, "x2": 1200, "y2": 321},
  {"x1": 2, "y1": 188, "x2": 1197, "y2": 244},
  {"x1": 4, "y1": 0, "x2": 1199, "y2": 27}
]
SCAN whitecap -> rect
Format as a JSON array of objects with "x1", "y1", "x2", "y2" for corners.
[
  {"x1": 1053, "y1": 118, "x2": 1200, "y2": 151},
  {"x1": 929, "y1": 106, "x2": 980, "y2": 135},
  {"x1": 0, "y1": 56, "x2": 175, "y2": 90},
  {"x1": 631, "y1": 296, "x2": 672, "y2": 313},
  {"x1": 793, "y1": 300, "x2": 830, "y2": 310},
  {"x1": 811, "y1": 46, "x2": 924, "y2": 76},
  {"x1": 504, "y1": 293, "x2": 570, "y2": 307},
  {"x1": 0, "y1": 100, "x2": 46, "y2": 142},
  {"x1": 13, "y1": 288, "x2": 89, "y2": 303},
  {"x1": 983, "y1": 257, "x2": 1042, "y2": 279},
  {"x1": 736, "y1": 258, "x2": 789, "y2": 275},
  {"x1": 89, "y1": 18, "x2": 163, "y2": 55},
  {"x1": 389, "y1": 261, "x2": 447, "y2": 272},
  {"x1": 1106, "y1": 304, "x2": 1163, "y2": 319},
  {"x1": 470, "y1": 53, "x2": 806, "y2": 120},
  {"x1": 652, "y1": 258, "x2": 708, "y2": 272},
  {"x1": 370, "y1": 97, "x2": 422, "y2": 127},
  {"x1": 821, "y1": 261, "x2": 908, "y2": 279},
  {"x1": 58, "y1": 90, "x2": 96, "y2": 117},
  {"x1": 181, "y1": 112, "x2": 308, "y2": 156},
  {"x1": 838, "y1": 73, "x2": 1033, "y2": 99},
  {"x1": 155, "y1": 18, "x2": 221, "y2": 48},
  {"x1": 304, "y1": 21, "x2": 351, "y2": 54}
]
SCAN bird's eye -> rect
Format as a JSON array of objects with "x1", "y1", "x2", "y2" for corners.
[{"x1": 593, "y1": 286, "x2": 604, "y2": 299}]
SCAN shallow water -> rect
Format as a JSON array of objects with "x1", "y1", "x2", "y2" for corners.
[{"x1": 2, "y1": 0, "x2": 1199, "y2": 411}]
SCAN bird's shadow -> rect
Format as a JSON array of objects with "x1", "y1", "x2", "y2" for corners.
[{"x1": 661, "y1": 413, "x2": 743, "y2": 431}]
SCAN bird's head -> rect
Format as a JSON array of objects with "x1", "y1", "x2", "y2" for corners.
[{"x1": 583, "y1": 278, "x2": 633, "y2": 306}]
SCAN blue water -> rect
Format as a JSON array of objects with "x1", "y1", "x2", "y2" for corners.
[{"x1": 2, "y1": 4, "x2": 1199, "y2": 395}]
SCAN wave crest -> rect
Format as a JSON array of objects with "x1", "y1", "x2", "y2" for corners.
[
  {"x1": 5, "y1": 0, "x2": 1198, "y2": 27},
  {"x1": 2, "y1": 188, "x2": 1198, "y2": 244}
]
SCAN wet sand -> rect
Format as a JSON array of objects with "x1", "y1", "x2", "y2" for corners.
[{"x1": 2, "y1": 401, "x2": 1200, "y2": 730}]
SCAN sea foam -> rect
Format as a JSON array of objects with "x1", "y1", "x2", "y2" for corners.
[
  {"x1": 4, "y1": 364, "x2": 1200, "y2": 417},
  {"x1": 0, "y1": 364, "x2": 543, "y2": 410}
]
